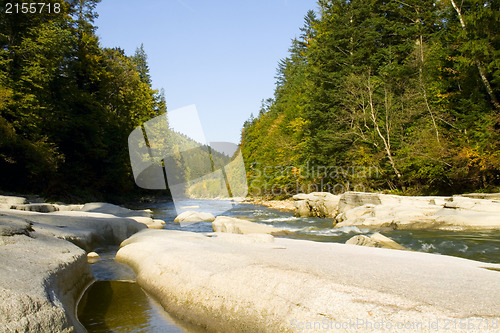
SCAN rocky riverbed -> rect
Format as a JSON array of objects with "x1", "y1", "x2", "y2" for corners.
[{"x1": 1, "y1": 192, "x2": 500, "y2": 332}]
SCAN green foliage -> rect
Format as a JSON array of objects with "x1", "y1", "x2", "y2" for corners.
[
  {"x1": 0, "y1": 0, "x2": 164, "y2": 200},
  {"x1": 241, "y1": 0, "x2": 500, "y2": 197}
]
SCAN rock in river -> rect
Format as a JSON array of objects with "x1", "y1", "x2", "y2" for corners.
[
  {"x1": 174, "y1": 211, "x2": 215, "y2": 224},
  {"x1": 345, "y1": 232, "x2": 407, "y2": 250},
  {"x1": 212, "y1": 216, "x2": 290, "y2": 236}
]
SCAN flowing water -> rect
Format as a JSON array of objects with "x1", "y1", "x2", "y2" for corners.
[
  {"x1": 79, "y1": 199, "x2": 500, "y2": 332},
  {"x1": 150, "y1": 199, "x2": 500, "y2": 264}
]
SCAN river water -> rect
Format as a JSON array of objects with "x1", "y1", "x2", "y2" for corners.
[{"x1": 79, "y1": 199, "x2": 500, "y2": 332}]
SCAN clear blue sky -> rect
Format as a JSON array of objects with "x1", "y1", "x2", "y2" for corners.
[{"x1": 95, "y1": 0, "x2": 318, "y2": 144}]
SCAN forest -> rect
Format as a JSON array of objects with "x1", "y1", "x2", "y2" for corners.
[
  {"x1": 1, "y1": 0, "x2": 498, "y2": 201},
  {"x1": 0, "y1": 0, "x2": 165, "y2": 201},
  {"x1": 241, "y1": 0, "x2": 500, "y2": 197}
]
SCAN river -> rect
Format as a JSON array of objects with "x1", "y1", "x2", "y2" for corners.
[{"x1": 79, "y1": 199, "x2": 500, "y2": 332}]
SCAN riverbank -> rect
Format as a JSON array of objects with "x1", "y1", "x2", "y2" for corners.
[
  {"x1": 0, "y1": 195, "x2": 164, "y2": 332},
  {"x1": 291, "y1": 191, "x2": 500, "y2": 230}
]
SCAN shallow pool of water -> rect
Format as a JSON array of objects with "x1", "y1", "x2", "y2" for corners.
[{"x1": 78, "y1": 249, "x2": 206, "y2": 333}]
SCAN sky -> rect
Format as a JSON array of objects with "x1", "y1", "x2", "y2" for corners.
[{"x1": 94, "y1": 0, "x2": 318, "y2": 144}]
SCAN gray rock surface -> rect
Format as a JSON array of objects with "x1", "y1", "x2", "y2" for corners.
[
  {"x1": 0, "y1": 228, "x2": 92, "y2": 333},
  {"x1": 212, "y1": 216, "x2": 290, "y2": 236},
  {"x1": 338, "y1": 192, "x2": 382, "y2": 213},
  {"x1": 345, "y1": 232, "x2": 407, "y2": 250},
  {"x1": 0, "y1": 209, "x2": 148, "y2": 251},
  {"x1": 117, "y1": 229, "x2": 500, "y2": 332}
]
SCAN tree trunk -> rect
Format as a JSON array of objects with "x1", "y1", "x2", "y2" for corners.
[
  {"x1": 366, "y1": 75, "x2": 402, "y2": 178},
  {"x1": 450, "y1": 0, "x2": 499, "y2": 109}
]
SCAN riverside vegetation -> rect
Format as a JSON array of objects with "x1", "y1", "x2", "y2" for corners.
[
  {"x1": 241, "y1": 0, "x2": 500, "y2": 197},
  {"x1": 0, "y1": 0, "x2": 164, "y2": 201}
]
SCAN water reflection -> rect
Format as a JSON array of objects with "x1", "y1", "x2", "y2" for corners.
[
  {"x1": 78, "y1": 281, "x2": 197, "y2": 333},
  {"x1": 78, "y1": 249, "x2": 206, "y2": 333}
]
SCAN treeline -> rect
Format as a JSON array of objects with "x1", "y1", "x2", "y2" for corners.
[
  {"x1": 241, "y1": 0, "x2": 499, "y2": 197},
  {"x1": 0, "y1": 0, "x2": 165, "y2": 201}
]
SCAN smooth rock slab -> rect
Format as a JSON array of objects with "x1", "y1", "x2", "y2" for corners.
[
  {"x1": 0, "y1": 233, "x2": 92, "y2": 333},
  {"x1": 0, "y1": 209, "x2": 147, "y2": 251},
  {"x1": 116, "y1": 229, "x2": 500, "y2": 332}
]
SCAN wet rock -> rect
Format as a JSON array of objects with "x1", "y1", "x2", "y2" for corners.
[{"x1": 87, "y1": 251, "x2": 100, "y2": 263}]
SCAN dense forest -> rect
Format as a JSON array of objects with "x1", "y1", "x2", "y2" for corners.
[
  {"x1": 0, "y1": 0, "x2": 165, "y2": 201},
  {"x1": 241, "y1": 0, "x2": 500, "y2": 197}
]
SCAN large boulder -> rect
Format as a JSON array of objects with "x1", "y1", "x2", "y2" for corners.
[
  {"x1": 345, "y1": 232, "x2": 406, "y2": 250},
  {"x1": 334, "y1": 193, "x2": 500, "y2": 230},
  {"x1": 293, "y1": 192, "x2": 339, "y2": 217},
  {"x1": 116, "y1": 229, "x2": 500, "y2": 332},
  {"x1": 174, "y1": 211, "x2": 215, "y2": 224},
  {"x1": 212, "y1": 216, "x2": 290, "y2": 236},
  {"x1": 434, "y1": 210, "x2": 500, "y2": 230}
]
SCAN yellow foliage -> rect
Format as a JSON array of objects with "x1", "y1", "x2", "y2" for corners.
[{"x1": 460, "y1": 147, "x2": 500, "y2": 171}]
